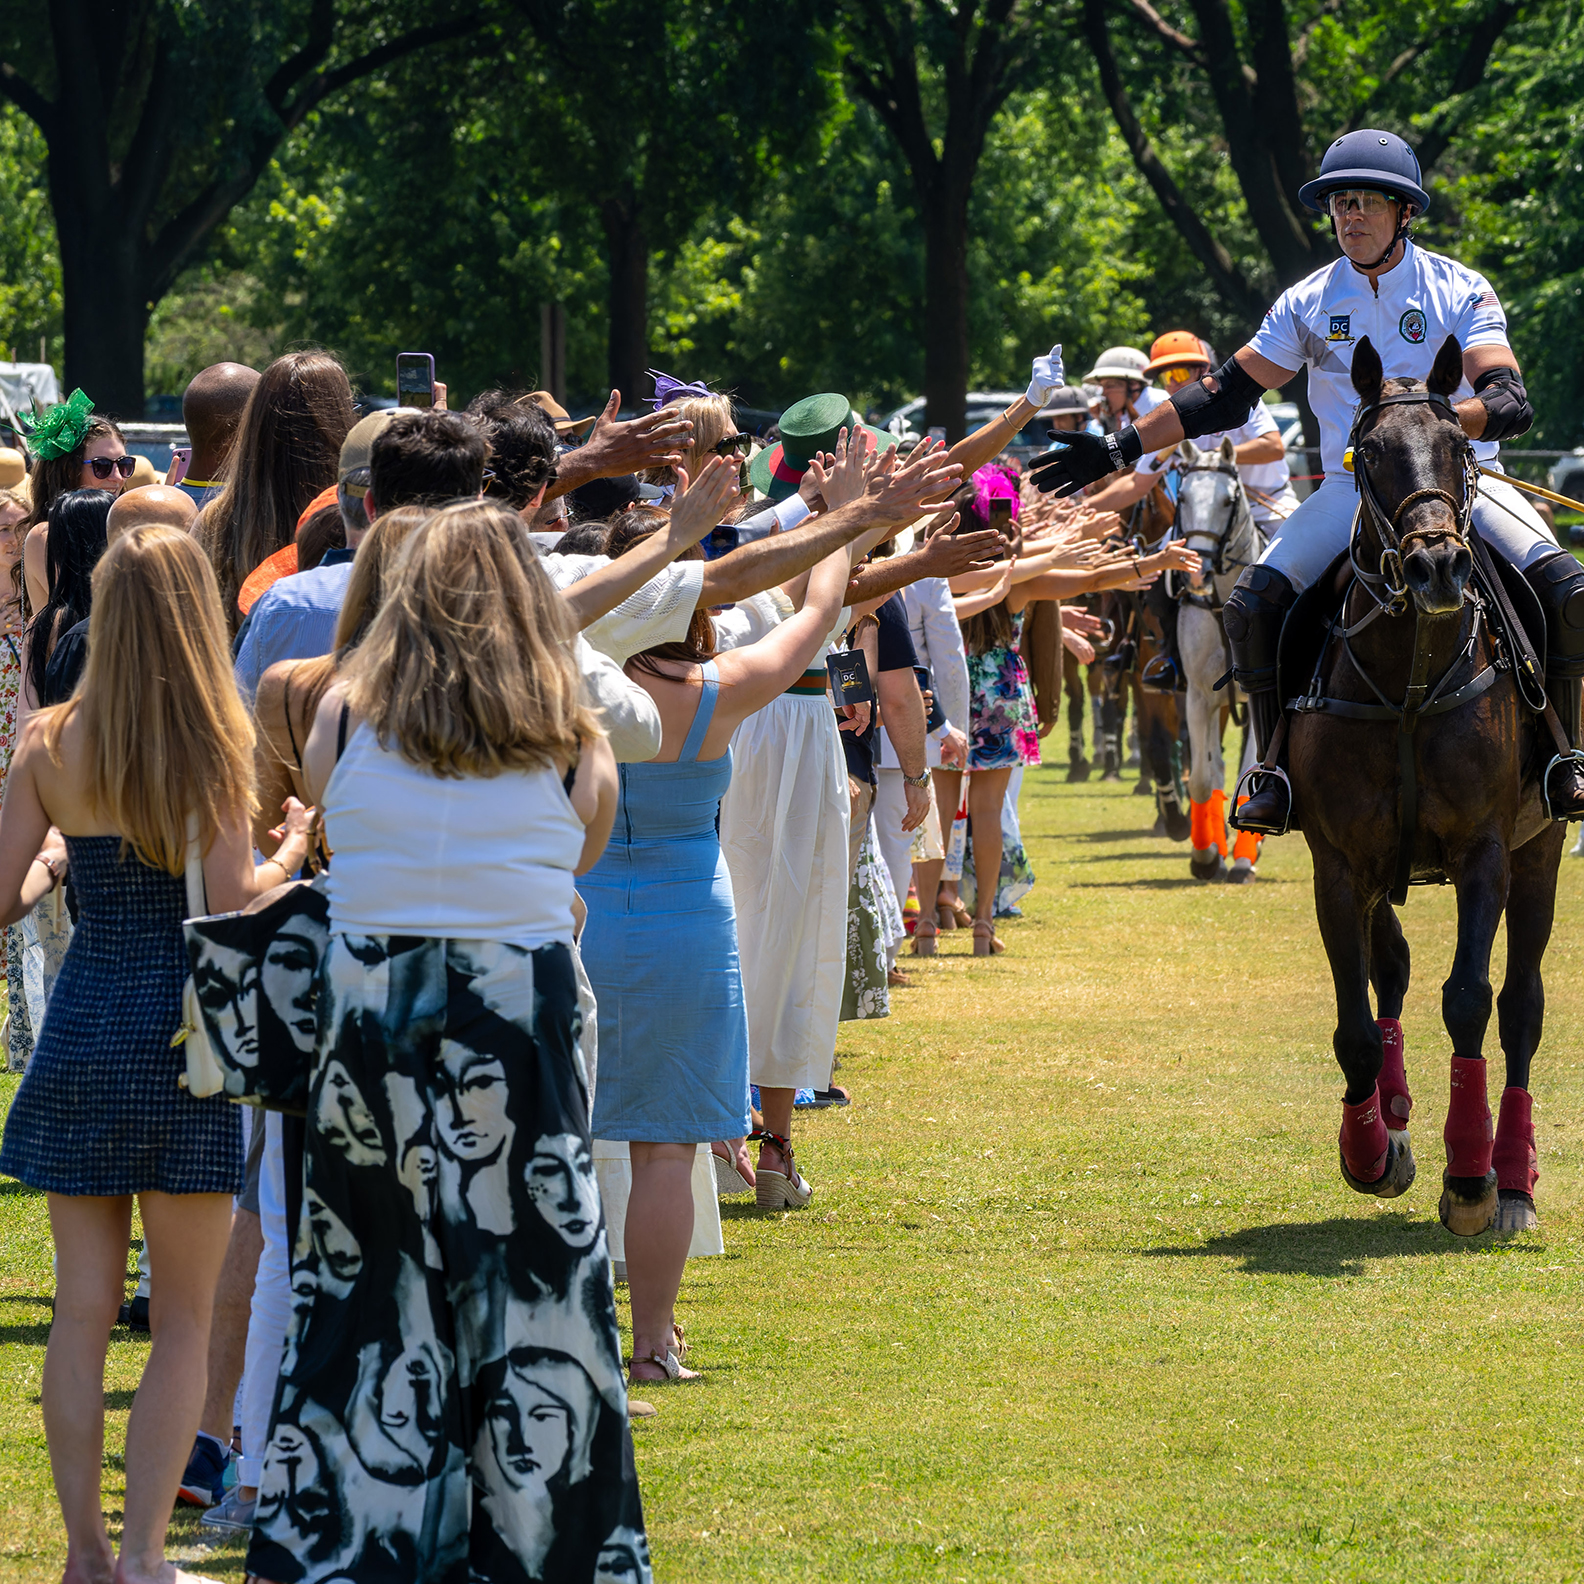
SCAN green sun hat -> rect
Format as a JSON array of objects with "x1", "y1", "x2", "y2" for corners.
[{"x1": 749, "y1": 392, "x2": 899, "y2": 501}]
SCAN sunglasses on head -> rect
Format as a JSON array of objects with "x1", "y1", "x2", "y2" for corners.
[
  {"x1": 83, "y1": 455, "x2": 136, "y2": 480},
  {"x1": 712, "y1": 432, "x2": 752, "y2": 458}
]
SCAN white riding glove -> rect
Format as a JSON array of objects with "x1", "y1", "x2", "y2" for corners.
[{"x1": 1025, "y1": 343, "x2": 1064, "y2": 409}]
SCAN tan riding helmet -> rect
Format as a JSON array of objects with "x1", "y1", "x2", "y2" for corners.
[{"x1": 1084, "y1": 346, "x2": 1151, "y2": 384}]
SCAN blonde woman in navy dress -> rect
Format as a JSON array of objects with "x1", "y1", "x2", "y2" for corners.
[{"x1": 0, "y1": 525, "x2": 314, "y2": 1584}]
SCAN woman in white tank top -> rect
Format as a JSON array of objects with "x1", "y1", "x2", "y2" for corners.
[{"x1": 243, "y1": 503, "x2": 653, "y2": 1584}]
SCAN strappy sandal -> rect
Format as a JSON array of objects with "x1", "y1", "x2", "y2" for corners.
[
  {"x1": 912, "y1": 918, "x2": 939, "y2": 957},
  {"x1": 750, "y1": 1128, "x2": 813, "y2": 1209},
  {"x1": 947, "y1": 897, "x2": 974, "y2": 930},
  {"x1": 710, "y1": 1140, "x2": 755, "y2": 1194},
  {"x1": 628, "y1": 1344, "x2": 700, "y2": 1384},
  {"x1": 936, "y1": 901, "x2": 958, "y2": 931},
  {"x1": 972, "y1": 919, "x2": 1005, "y2": 957}
]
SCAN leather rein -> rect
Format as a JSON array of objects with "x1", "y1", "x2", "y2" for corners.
[{"x1": 1173, "y1": 458, "x2": 1259, "y2": 612}]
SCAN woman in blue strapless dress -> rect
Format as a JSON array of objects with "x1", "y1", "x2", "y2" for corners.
[
  {"x1": 579, "y1": 513, "x2": 855, "y2": 1387},
  {"x1": 0, "y1": 525, "x2": 315, "y2": 1584}
]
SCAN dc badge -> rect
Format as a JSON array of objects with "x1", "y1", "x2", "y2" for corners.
[
  {"x1": 1327, "y1": 313, "x2": 1352, "y2": 342},
  {"x1": 1399, "y1": 308, "x2": 1427, "y2": 343}
]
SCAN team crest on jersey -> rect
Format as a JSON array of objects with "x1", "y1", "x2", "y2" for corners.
[
  {"x1": 1326, "y1": 313, "x2": 1352, "y2": 343},
  {"x1": 1399, "y1": 308, "x2": 1427, "y2": 344}
]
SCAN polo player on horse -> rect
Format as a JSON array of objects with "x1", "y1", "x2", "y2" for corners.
[{"x1": 1033, "y1": 128, "x2": 1584, "y2": 830}]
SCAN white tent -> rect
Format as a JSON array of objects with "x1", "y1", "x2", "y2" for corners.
[{"x1": 0, "y1": 363, "x2": 61, "y2": 430}]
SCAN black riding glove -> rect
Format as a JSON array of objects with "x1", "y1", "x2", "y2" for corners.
[{"x1": 1028, "y1": 427, "x2": 1143, "y2": 497}]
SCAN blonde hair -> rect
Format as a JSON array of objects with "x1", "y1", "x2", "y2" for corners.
[
  {"x1": 640, "y1": 392, "x2": 735, "y2": 486},
  {"x1": 342, "y1": 499, "x2": 600, "y2": 777},
  {"x1": 44, "y1": 525, "x2": 257, "y2": 873}
]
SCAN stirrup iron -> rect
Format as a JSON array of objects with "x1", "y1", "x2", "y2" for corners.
[
  {"x1": 1229, "y1": 763, "x2": 1293, "y2": 836},
  {"x1": 1541, "y1": 748, "x2": 1584, "y2": 823}
]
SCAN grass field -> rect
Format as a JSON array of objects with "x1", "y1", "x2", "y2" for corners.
[{"x1": 3, "y1": 761, "x2": 1584, "y2": 1582}]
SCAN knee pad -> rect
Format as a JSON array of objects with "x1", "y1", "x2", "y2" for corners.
[
  {"x1": 1223, "y1": 567, "x2": 1297, "y2": 691},
  {"x1": 1525, "y1": 548, "x2": 1584, "y2": 676}
]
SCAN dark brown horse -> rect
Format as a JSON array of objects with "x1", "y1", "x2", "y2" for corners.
[{"x1": 1286, "y1": 335, "x2": 1561, "y2": 1236}]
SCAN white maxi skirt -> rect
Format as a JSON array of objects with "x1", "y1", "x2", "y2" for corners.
[{"x1": 719, "y1": 693, "x2": 850, "y2": 1092}]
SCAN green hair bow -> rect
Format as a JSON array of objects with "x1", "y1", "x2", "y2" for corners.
[{"x1": 15, "y1": 388, "x2": 95, "y2": 461}]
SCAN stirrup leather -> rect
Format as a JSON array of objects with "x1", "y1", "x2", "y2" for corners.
[
  {"x1": 1228, "y1": 763, "x2": 1293, "y2": 836},
  {"x1": 1541, "y1": 748, "x2": 1584, "y2": 823}
]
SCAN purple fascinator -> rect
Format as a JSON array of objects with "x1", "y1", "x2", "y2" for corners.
[{"x1": 648, "y1": 368, "x2": 714, "y2": 409}]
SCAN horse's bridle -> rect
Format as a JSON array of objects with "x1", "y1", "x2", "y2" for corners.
[
  {"x1": 1175, "y1": 456, "x2": 1253, "y2": 583},
  {"x1": 1348, "y1": 390, "x2": 1478, "y2": 613}
]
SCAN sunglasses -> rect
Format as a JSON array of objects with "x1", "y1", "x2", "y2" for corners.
[
  {"x1": 1327, "y1": 188, "x2": 1395, "y2": 217},
  {"x1": 1158, "y1": 365, "x2": 1205, "y2": 388},
  {"x1": 712, "y1": 432, "x2": 753, "y2": 458},
  {"x1": 83, "y1": 455, "x2": 136, "y2": 480}
]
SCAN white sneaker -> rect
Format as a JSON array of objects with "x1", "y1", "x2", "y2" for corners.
[{"x1": 200, "y1": 1489, "x2": 256, "y2": 1533}]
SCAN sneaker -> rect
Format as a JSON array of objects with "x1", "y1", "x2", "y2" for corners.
[
  {"x1": 116, "y1": 1294, "x2": 150, "y2": 1332},
  {"x1": 200, "y1": 1488, "x2": 257, "y2": 1533},
  {"x1": 176, "y1": 1432, "x2": 230, "y2": 1508}
]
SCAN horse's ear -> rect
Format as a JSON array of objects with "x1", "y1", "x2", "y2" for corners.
[
  {"x1": 1351, "y1": 337, "x2": 1383, "y2": 404},
  {"x1": 1219, "y1": 436, "x2": 1236, "y2": 465},
  {"x1": 1427, "y1": 334, "x2": 1463, "y2": 398},
  {"x1": 1178, "y1": 439, "x2": 1200, "y2": 464}
]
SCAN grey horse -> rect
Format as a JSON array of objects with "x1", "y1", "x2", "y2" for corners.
[{"x1": 1173, "y1": 438, "x2": 1268, "y2": 882}]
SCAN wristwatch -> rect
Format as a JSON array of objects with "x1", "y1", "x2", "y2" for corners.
[{"x1": 902, "y1": 769, "x2": 932, "y2": 790}]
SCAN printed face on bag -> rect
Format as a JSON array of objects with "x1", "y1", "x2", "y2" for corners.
[
  {"x1": 314, "y1": 1060, "x2": 388, "y2": 1166},
  {"x1": 262, "y1": 927, "x2": 322, "y2": 1052},
  {"x1": 434, "y1": 1040, "x2": 512, "y2": 1163},
  {"x1": 524, "y1": 1132, "x2": 601, "y2": 1250},
  {"x1": 193, "y1": 942, "x2": 259, "y2": 1066}
]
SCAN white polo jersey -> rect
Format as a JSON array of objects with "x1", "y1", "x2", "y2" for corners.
[
  {"x1": 1136, "y1": 398, "x2": 1292, "y2": 497},
  {"x1": 1246, "y1": 240, "x2": 1510, "y2": 477}
]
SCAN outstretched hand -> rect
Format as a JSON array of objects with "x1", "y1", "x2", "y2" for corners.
[
  {"x1": 867, "y1": 438, "x2": 962, "y2": 524},
  {"x1": 916, "y1": 516, "x2": 1005, "y2": 579},
  {"x1": 821, "y1": 428, "x2": 878, "y2": 511},
  {"x1": 577, "y1": 390, "x2": 693, "y2": 478},
  {"x1": 1028, "y1": 431, "x2": 1121, "y2": 498},
  {"x1": 667, "y1": 456, "x2": 741, "y2": 547}
]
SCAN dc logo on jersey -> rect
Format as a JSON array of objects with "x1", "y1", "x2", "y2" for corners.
[
  {"x1": 1327, "y1": 313, "x2": 1352, "y2": 342},
  {"x1": 1399, "y1": 308, "x2": 1427, "y2": 343}
]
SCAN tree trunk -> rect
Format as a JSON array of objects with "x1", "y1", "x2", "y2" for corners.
[
  {"x1": 53, "y1": 192, "x2": 150, "y2": 420},
  {"x1": 601, "y1": 192, "x2": 649, "y2": 408},
  {"x1": 922, "y1": 182, "x2": 971, "y2": 443}
]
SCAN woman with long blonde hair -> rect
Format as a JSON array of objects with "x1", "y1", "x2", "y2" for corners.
[
  {"x1": 244, "y1": 501, "x2": 645, "y2": 1584},
  {"x1": 0, "y1": 524, "x2": 314, "y2": 1584}
]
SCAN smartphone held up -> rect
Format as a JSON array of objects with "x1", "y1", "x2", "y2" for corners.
[{"x1": 397, "y1": 352, "x2": 436, "y2": 409}]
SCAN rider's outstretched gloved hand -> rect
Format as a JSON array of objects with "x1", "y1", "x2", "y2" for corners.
[{"x1": 1027, "y1": 425, "x2": 1142, "y2": 497}]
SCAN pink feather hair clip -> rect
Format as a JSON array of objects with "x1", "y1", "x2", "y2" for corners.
[{"x1": 970, "y1": 462, "x2": 1020, "y2": 525}]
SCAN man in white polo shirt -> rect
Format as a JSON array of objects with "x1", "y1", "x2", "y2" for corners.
[{"x1": 1031, "y1": 128, "x2": 1584, "y2": 831}]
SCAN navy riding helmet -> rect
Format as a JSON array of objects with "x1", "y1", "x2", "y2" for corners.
[{"x1": 1297, "y1": 129, "x2": 1431, "y2": 215}]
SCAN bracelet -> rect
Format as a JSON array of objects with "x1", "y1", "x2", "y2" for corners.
[{"x1": 34, "y1": 853, "x2": 62, "y2": 889}]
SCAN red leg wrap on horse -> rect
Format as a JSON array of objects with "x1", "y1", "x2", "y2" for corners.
[
  {"x1": 1375, "y1": 1018, "x2": 1411, "y2": 1130},
  {"x1": 1230, "y1": 818, "x2": 1262, "y2": 864},
  {"x1": 1339, "y1": 1086, "x2": 1388, "y2": 1183},
  {"x1": 1189, "y1": 798, "x2": 1214, "y2": 851},
  {"x1": 1208, "y1": 789, "x2": 1228, "y2": 857},
  {"x1": 1491, "y1": 1086, "x2": 1538, "y2": 1195},
  {"x1": 1443, "y1": 1056, "x2": 1494, "y2": 1178}
]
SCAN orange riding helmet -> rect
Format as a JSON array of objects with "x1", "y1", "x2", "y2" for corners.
[{"x1": 1143, "y1": 330, "x2": 1211, "y2": 378}]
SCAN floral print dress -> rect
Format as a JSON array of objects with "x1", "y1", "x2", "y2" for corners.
[{"x1": 966, "y1": 609, "x2": 1041, "y2": 769}]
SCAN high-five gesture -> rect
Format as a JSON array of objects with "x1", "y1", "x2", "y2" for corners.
[{"x1": 548, "y1": 390, "x2": 694, "y2": 499}]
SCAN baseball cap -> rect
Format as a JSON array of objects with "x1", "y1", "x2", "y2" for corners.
[{"x1": 338, "y1": 409, "x2": 397, "y2": 495}]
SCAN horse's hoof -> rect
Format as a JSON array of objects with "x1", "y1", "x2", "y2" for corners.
[
  {"x1": 1134, "y1": 777, "x2": 1155, "y2": 796},
  {"x1": 1492, "y1": 1189, "x2": 1539, "y2": 1233},
  {"x1": 1189, "y1": 851, "x2": 1225, "y2": 882},
  {"x1": 1226, "y1": 862, "x2": 1256, "y2": 885},
  {"x1": 1162, "y1": 804, "x2": 1191, "y2": 843},
  {"x1": 1438, "y1": 1170, "x2": 1498, "y2": 1236},
  {"x1": 1338, "y1": 1133, "x2": 1415, "y2": 1198},
  {"x1": 1101, "y1": 770, "x2": 1122, "y2": 783},
  {"x1": 1066, "y1": 762, "x2": 1091, "y2": 784}
]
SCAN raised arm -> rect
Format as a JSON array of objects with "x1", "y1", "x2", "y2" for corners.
[
  {"x1": 1029, "y1": 347, "x2": 1294, "y2": 498},
  {"x1": 938, "y1": 343, "x2": 1066, "y2": 487},
  {"x1": 698, "y1": 440, "x2": 962, "y2": 608},
  {"x1": 559, "y1": 458, "x2": 736, "y2": 629},
  {"x1": 711, "y1": 548, "x2": 855, "y2": 727}
]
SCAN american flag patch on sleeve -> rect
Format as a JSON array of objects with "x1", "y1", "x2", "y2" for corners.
[{"x1": 1474, "y1": 290, "x2": 1500, "y2": 309}]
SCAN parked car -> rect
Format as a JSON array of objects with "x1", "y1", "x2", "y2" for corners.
[{"x1": 1550, "y1": 448, "x2": 1584, "y2": 506}]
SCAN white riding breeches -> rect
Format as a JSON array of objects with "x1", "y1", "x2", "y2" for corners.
[{"x1": 1254, "y1": 472, "x2": 1556, "y2": 594}]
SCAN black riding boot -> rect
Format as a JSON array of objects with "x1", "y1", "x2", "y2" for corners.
[
  {"x1": 1223, "y1": 566, "x2": 1299, "y2": 834},
  {"x1": 1526, "y1": 548, "x2": 1584, "y2": 820},
  {"x1": 1141, "y1": 595, "x2": 1186, "y2": 694}
]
